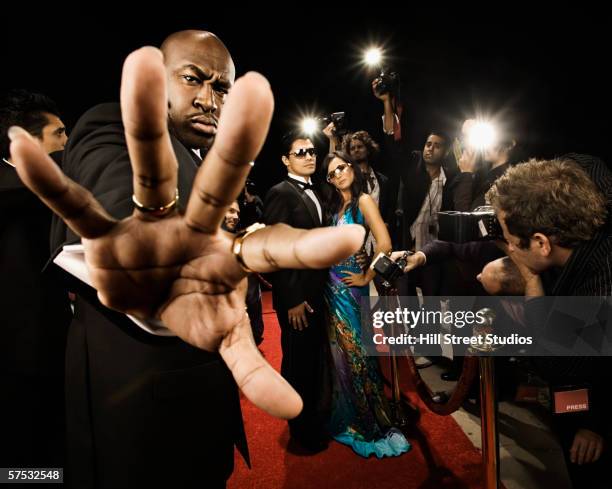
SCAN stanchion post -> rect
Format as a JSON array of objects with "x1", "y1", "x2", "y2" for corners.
[
  {"x1": 479, "y1": 357, "x2": 499, "y2": 489},
  {"x1": 388, "y1": 306, "x2": 409, "y2": 427},
  {"x1": 381, "y1": 284, "x2": 409, "y2": 427},
  {"x1": 471, "y1": 308, "x2": 500, "y2": 489}
]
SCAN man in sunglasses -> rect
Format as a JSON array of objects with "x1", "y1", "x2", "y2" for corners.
[{"x1": 263, "y1": 132, "x2": 330, "y2": 453}]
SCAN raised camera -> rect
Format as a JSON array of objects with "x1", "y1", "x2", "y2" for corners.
[
  {"x1": 322, "y1": 111, "x2": 348, "y2": 137},
  {"x1": 437, "y1": 205, "x2": 503, "y2": 243},
  {"x1": 374, "y1": 71, "x2": 400, "y2": 96}
]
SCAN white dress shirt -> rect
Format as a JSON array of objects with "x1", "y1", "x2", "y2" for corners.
[
  {"x1": 288, "y1": 172, "x2": 322, "y2": 224},
  {"x1": 410, "y1": 168, "x2": 447, "y2": 251}
]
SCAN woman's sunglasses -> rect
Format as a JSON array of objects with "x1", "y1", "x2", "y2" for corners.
[
  {"x1": 289, "y1": 147, "x2": 317, "y2": 158},
  {"x1": 326, "y1": 163, "x2": 352, "y2": 182}
]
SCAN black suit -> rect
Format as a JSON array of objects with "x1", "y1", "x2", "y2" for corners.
[
  {"x1": 263, "y1": 178, "x2": 330, "y2": 441},
  {"x1": 53, "y1": 103, "x2": 246, "y2": 489},
  {"x1": 0, "y1": 156, "x2": 72, "y2": 468},
  {"x1": 371, "y1": 169, "x2": 394, "y2": 227}
]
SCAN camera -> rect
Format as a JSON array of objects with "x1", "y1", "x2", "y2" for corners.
[
  {"x1": 374, "y1": 71, "x2": 400, "y2": 96},
  {"x1": 245, "y1": 178, "x2": 256, "y2": 195},
  {"x1": 371, "y1": 251, "x2": 411, "y2": 284},
  {"x1": 322, "y1": 111, "x2": 348, "y2": 137},
  {"x1": 437, "y1": 206, "x2": 503, "y2": 244}
]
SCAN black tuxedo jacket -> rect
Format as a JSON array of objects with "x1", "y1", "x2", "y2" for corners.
[
  {"x1": 54, "y1": 103, "x2": 246, "y2": 488},
  {"x1": 0, "y1": 155, "x2": 71, "y2": 377},
  {"x1": 263, "y1": 178, "x2": 328, "y2": 311}
]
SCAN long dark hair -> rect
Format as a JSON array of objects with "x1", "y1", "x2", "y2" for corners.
[{"x1": 321, "y1": 151, "x2": 365, "y2": 223}]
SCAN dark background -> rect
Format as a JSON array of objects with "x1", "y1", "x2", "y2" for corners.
[{"x1": 2, "y1": 13, "x2": 609, "y2": 196}]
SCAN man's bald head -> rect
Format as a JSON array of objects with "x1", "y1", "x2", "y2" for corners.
[
  {"x1": 162, "y1": 30, "x2": 235, "y2": 152},
  {"x1": 161, "y1": 31, "x2": 235, "y2": 79},
  {"x1": 477, "y1": 257, "x2": 526, "y2": 296}
]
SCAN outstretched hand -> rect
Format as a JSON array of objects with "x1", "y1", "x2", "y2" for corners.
[
  {"x1": 9, "y1": 47, "x2": 365, "y2": 420},
  {"x1": 391, "y1": 250, "x2": 426, "y2": 273}
]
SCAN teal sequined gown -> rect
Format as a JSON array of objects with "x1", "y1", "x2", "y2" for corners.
[{"x1": 324, "y1": 206, "x2": 410, "y2": 458}]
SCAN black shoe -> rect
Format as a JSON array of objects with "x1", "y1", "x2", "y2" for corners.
[
  {"x1": 288, "y1": 433, "x2": 329, "y2": 454},
  {"x1": 440, "y1": 370, "x2": 459, "y2": 382}
]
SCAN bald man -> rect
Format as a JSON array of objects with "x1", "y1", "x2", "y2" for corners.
[
  {"x1": 52, "y1": 31, "x2": 243, "y2": 489},
  {"x1": 12, "y1": 28, "x2": 364, "y2": 488}
]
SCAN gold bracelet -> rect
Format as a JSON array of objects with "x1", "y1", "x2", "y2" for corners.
[
  {"x1": 232, "y1": 222, "x2": 266, "y2": 273},
  {"x1": 132, "y1": 188, "x2": 179, "y2": 217}
]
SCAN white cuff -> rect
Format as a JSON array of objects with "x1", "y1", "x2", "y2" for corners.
[{"x1": 54, "y1": 244, "x2": 174, "y2": 336}]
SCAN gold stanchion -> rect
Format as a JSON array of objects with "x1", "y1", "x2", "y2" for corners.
[{"x1": 471, "y1": 308, "x2": 500, "y2": 489}]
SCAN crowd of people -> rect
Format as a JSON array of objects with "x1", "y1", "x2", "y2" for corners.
[{"x1": 2, "y1": 28, "x2": 611, "y2": 489}]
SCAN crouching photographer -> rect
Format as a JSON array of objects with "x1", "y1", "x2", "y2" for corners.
[
  {"x1": 484, "y1": 156, "x2": 612, "y2": 489},
  {"x1": 383, "y1": 155, "x2": 612, "y2": 488},
  {"x1": 478, "y1": 155, "x2": 612, "y2": 488}
]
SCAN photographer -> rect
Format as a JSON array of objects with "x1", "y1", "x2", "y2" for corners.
[
  {"x1": 372, "y1": 78, "x2": 461, "y2": 299},
  {"x1": 452, "y1": 117, "x2": 522, "y2": 211},
  {"x1": 485, "y1": 156, "x2": 612, "y2": 489}
]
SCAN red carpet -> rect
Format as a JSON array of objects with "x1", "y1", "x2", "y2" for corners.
[{"x1": 228, "y1": 292, "x2": 485, "y2": 489}]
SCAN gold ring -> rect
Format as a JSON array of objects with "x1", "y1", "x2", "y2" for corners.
[{"x1": 132, "y1": 189, "x2": 179, "y2": 217}]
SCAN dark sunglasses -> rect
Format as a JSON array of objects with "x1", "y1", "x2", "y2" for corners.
[
  {"x1": 326, "y1": 163, "x2": 352, "y2": 182},
  {"x1": 289, "y1": 147, "x2": 317, "y2": 158}
]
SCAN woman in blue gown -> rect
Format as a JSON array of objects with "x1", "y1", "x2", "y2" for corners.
[{"x1": 321, "y1": 151, "x2": 410, "y2": 458}]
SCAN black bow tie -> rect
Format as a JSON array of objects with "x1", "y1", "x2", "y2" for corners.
[{"x1": 288, "y1": 178, "x2": 314, "y2": 191}]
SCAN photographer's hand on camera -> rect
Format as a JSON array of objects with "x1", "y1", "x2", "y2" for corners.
[
  {"x1": 458, "y1": 147, "x2": 477, "y2": 173},
  {"x1": 371, "y1": 78, "x2": 391, "y2": 102},
  {"x1": 391, "y1": 250, "x2": 426, "y2": 273},
  {"x1": 372, "y1": 79, "x2": 396, "y2": 135},
  {"x1": 323, "y1": 121, "x2": 340, "y2": 152}
]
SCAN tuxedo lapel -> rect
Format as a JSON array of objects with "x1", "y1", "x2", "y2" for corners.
[{"x1": 286, "y1": 179, "x2": 321, "y2": 227}]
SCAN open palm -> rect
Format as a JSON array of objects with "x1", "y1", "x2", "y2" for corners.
[{"x1": 9, "y1": 47, "x2": 364, "y2": 420}]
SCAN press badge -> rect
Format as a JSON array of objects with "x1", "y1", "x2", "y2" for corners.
[{"x1": 552, "y1": 387, "x2": 590, "y2": 414}]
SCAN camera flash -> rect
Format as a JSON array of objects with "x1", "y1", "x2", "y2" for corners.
[
  {"x1": 468, "y1": 121, "x2": 497, "y2": 151},
  {"x1": 364, "y1": 48, "x2": 383, "y2": 67},
  {"x1": 301, "y1": 117, "x2": 319, "y2": 136}
]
